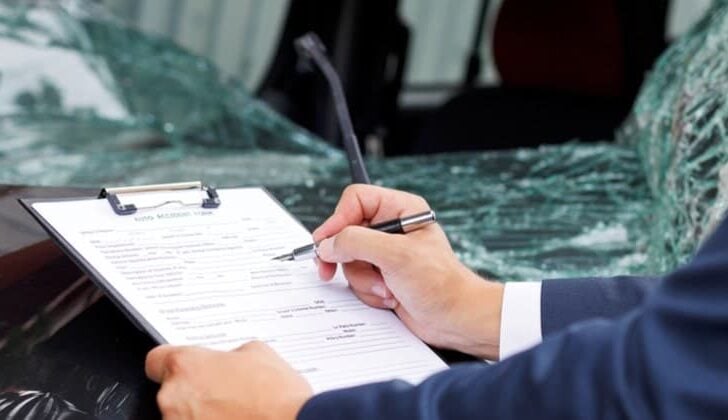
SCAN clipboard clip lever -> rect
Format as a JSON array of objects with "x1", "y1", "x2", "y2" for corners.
[{"x1": 99, "y1": 181, "x2": 221, "y2": 216}]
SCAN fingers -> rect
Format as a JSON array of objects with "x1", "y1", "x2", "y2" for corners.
[
  {"x1": 316, "y1": 226, "x2": 408, "y2": 274},
  {"x1": 344, "y1": 262, "x2": 387, "y2": 297},
  {"x1": 313, "y1": 212, "x2": 352, "y2": 243},
  {"x1": 156, "y1": 382, "x2": 188, "y2": 417},
  {"x1": 147, "y1": 341, "x2": 312, "y2": 419},
  {"x1": 146, "y1": 345, "x2": 198, "y2": 383},
  {"x1": 146, "y1": 345, "x2": 212, "y2": 383},
  {"x1": 146, "y1": 342, "x2": 275, "y2": 385},
  {"x1": 312, "y1": 186, "x2": 429, "y2": 283},
  {"x1": 233, "y1": 339, "x2": 273, "y2": 355},
  {"x1": 146, "y1": 345, "x2": 176, "y2": 383},
  {"x1": 312, "y1": 185, "x2": 430, "y2": 242},
  {"x1": 320, "y1": 258, "x2": 399, "y2": 309},
  {"x1": 342, "y1": 261, "x2": 393, "y2": 309},
  {"x1": 316, "y1": 258, "x2": 337, "y2": 281}
]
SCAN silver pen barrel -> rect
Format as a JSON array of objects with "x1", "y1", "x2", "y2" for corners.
[{"x1": 400, "y1": 210, "x2": 437, "y2": 233}]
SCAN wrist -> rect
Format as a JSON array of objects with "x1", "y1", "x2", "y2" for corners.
[
  {"x1": 452, "y1": 271, "x2": 504, "y2": 359},
  {"x1": 283, "y1": 392, "x2": 312, "y2": 420}
]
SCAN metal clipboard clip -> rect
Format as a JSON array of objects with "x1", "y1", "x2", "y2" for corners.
[{"x1": 98, "y1": 181, "x2": 221, "y2": 216}]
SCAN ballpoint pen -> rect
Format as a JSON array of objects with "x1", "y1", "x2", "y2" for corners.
[{"x1": 271, "y1": 210, "x2": 438, "y2": 261}]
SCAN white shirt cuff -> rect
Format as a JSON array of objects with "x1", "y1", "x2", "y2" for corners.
[{"x1": 499, "y1": 281, "x2": 543, "y2": 360}]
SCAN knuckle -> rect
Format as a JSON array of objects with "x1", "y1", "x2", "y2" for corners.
[
  {"x1": 343, "y1": 183, "x2": 384, "y2": 200},
  {"x1": 157, "y1": 388, "x2": 179, "y2": 415},
  {"x1": 165, "y1": 350, "x2": 190, "y2": 375},
  {"x1": 244, "y1": 340, "x2": 267, "y2": 352},
  {"x1": 411, "y1": 194, "x2": 430, "y2": 209},
  {"x1": 342, "y1": 183, "x2": 367, "y2": 199},
  {"x1": 342, "y1": 184, "x2": 359, "y2": 196}
]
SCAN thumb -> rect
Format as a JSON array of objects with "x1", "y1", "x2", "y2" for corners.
[{"x1": 316, "y1": 226, "x2": 407, "y2": 273}]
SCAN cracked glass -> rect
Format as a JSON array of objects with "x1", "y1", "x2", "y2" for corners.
[{"x1": 1, "y1": 0, "x2": 727, "y2": 281}]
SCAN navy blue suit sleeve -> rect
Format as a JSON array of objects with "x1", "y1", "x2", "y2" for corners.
[
  {"x1": 541, "y1": 275, "x2": 661, "y2": 336},
  {"x1": 298, "y1": 220, "x2": 728, "y2": 420}
]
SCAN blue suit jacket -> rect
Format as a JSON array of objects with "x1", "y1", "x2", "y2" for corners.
[{"x1": 299, "y1": 218, "x2": 728, "y2": 419}]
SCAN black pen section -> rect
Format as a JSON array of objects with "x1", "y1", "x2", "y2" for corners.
[{"x1": 369, "y1": 219, "x2": 404, "y2": 234}]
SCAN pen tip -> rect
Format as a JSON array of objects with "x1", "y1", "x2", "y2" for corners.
[{"x1": 271, "y1": 254, "x2": 293, "y2": 261}]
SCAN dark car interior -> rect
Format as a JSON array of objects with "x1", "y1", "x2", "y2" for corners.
[{"x1": 258, "y1": 0, "x2": 670, "y2": 156}]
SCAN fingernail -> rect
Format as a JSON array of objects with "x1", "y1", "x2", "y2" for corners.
[
  {"x1": 371, "y1": 284, "x2": 388, "y2": 298},
  {"x1": 383, "y1": 298, "x2": 398, "y2": 309}
]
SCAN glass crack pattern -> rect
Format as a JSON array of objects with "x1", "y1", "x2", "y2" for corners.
[{"x1": 1, "y1": 0, "x2": 727, "y2": 280}]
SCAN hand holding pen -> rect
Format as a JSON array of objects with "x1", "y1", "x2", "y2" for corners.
[{"x1": 291, "y1": 184, "x2": 505, "y2": 360}]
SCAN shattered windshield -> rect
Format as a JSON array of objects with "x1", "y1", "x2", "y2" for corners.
[{"x1": 1, "y1": 0, "x2": 727, "y2": 281}]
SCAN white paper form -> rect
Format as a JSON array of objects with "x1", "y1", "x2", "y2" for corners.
[{"x1": 32, "y1": 188, "x2": 447, "y2": 392}]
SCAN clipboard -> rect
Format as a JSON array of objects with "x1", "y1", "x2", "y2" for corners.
[
  {"x1": 18, "y1": 182, "x2": 451, "y2": 392},
  {"x1": 18, "y1": 181, "x2": 321, "y2": 344},
  {"x1": 19, "y1": 181, "x2": 224, "y2": 344}
]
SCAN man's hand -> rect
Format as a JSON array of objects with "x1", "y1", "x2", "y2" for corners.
[
  {"x1": 313, "y1": 184, "x2": 504, "y2": 359},
  {"x1": 145, "y1": 341, "x2": 312, "y2": 420}
]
